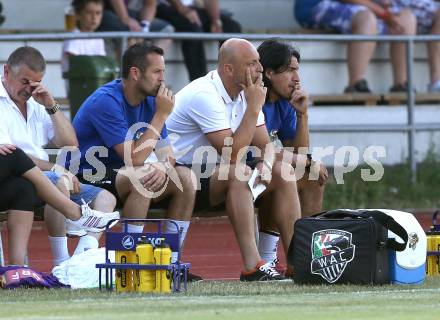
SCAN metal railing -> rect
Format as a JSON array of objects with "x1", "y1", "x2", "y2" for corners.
[{"x1": 1, "y1": 31, "x2": 440, "y2": 182}]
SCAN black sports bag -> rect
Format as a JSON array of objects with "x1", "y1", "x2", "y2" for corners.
[{"x1": 287, "y1": 209, "x2": 408, "y2": 284}]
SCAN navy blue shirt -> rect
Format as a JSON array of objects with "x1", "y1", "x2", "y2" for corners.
[
  {"x1": 73, "y1": 79, "x2": 168, "y2": 173},
  {"x1": 262, "y1": 98, "x2": 297, "y2": 142}
]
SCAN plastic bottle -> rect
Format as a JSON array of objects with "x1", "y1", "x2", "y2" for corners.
[
  {"x1": 153, "y1": 244, "x2": 172, "y2": 293},
  {"x1": 135, "y1": 236, "x2": 155, "y2": 292},
  {"x1": 64, "y1": 5, "x2": 76, "y2": 31},
  {"x1": 115, "y1": 250, "x2": 136, "y2": 292},
  {"x1": 426, "y1": 230, "x2": 440, "y2": 275}
]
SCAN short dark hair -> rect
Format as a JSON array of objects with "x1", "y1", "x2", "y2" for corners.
[
  {"x1": 7, "y1": 46, "x2": 46, "y2": 74},
  {"x1": 72, "y1": 0, "x2": 103, "y2": 14},
  {"x1": 257, "y1": 39, "x2": 300, "y2": 91},
  {"x1": 121, "y1": 43, "x2": 164, "y2": 79}
]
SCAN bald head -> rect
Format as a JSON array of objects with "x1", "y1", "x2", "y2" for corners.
[
  {"x1": 218, "y1": 38, "x2": 256, "y2": 67},
  {"x1": 217, "y1": 38, "x2": 263, "y2": 98}
]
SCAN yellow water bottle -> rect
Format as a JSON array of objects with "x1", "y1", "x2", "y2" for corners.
[
  {"x1": 135, "y1": 236, "x2": 155, "y2": 292},
  {"x1": 115, "y1": 250, "x2": 136, "y2": 292},
  {"x1": 154, "y1": 244, "x2": 172, "y2": 293},
  {"x1": 426, "y1": 230, "x2": 440, "y2": 276}
]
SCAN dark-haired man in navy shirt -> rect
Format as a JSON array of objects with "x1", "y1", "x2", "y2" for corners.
[
  {"x1": 72, "y1": 43, "x2": 198, "y2": 279},
  {"x1": 256, "y1": 39, "x2": 328, "y2": 274}
]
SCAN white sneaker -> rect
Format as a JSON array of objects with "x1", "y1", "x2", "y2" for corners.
[
  {"x1": 428, "y1": 80, "x2": 440, "y2": 93},
  {"x1": 66, "y1": 202, "x2": 120, "y2": 234}
]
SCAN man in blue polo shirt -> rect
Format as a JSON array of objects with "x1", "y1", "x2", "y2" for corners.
[
  {"x1": 256, "y1": 39, "x2": 328, "y2": 273},
  {"x1": 72, "y1": 43, "x2": 198, "y2": 279}
]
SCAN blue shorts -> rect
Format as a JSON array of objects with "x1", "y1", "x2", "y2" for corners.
[
  {"x1": 311, "y1": 0, "x2": 395, "y2": 34},
  {"x1": 44, "y1": 171, "x2": 101, "y2": 205},
  {"x1": 393, "y1": 0, "x2": 440, "y2": 34},
  {"x1": 311, "y1": 0, "x2": 439, "y2": 35}
]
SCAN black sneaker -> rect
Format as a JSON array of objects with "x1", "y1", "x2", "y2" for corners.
[
  {"x1": 240, "y1": 261, "x2": 289, "y2": 282},
  {"x1": 180, "y1": 271, "x2": 203, "y2": 283},
  {"x1": 344, "y1": 79, "x2": 372, "y2": 93},
  {"x1": 390, "y1": 82, "x2": 411, "y2": 93}
]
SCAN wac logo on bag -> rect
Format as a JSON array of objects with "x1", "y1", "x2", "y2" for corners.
[{"x1": 311, "y1": 229, "x2": 356, "y2": 283}]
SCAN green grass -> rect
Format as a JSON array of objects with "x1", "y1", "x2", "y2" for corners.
[
  {"x1": 323, "y1": 154, "x2": 440, "y2": 210},
  {"x1": 1, "y1": 277, "x2": 440, "y2": 319}
]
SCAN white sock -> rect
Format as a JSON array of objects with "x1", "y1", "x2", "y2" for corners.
[
  {"x1": 164, "y1": 220, "x2": 190, "y2": 263},
  {"x1": 48, "y1": 236, "x2": 70, "y2": 266},
  {"x1": 73, "y1": 235, "x2": 99, "y2": 255},
  {"x1": 258, "y1": 230, "x2": 280, "y2": 262},
  {"x1": 126, "y1": 223, "x2": 144, "y2": 233}
]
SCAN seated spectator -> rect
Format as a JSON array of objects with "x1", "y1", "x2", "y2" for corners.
[
  {"x1": 256, "y1": 39, "x2": 328, "y2": 273},
  {"x1": 0, "y1": 1, "x2": 4, "y2": 26},
  {"x1": 61, "y1": 0, "x2": 106, "y2": 92},
  {"x1": 71, "y1": 43, "x2": 199, "y2": 281},
  {"x1": 166, "y1": 38, "x2": 301, "y2": 281},
  {"x1": 0, "y1": 145, "x2": 119, "y2": 266},
  {"x1": 294, "y1": 0, "x2": 416, "y2": 93},
  {"x1": 156, "y1": 0, "x2": 242, "y2": 81},
  {"x1": 0, "y1": 46, "x2": 119, "y2": 266},
  {"x1": 392, "y1": 0, "x2": 440, "y2": 92},
  {"x1": 98, "y1": 0, "x2": 173, "y2": 50}
]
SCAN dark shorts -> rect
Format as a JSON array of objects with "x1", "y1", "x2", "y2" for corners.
[
  {"x1": 177, "y1": 163, "x2": 214, "y2": 212},
  {"x1": 181, "y1": 161, "x2": 261, "y2": 212},
  {"x1": 77, "y1": 168, "x2": 121, "y2": 207},
  {"x1": 77, "y1": 167, "x2": 173, "y2": 210}
]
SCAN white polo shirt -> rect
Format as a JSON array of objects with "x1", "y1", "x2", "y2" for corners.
[
  {"x1": 166, "y1": 70, "x2": 265, "y2": 165},
  {"x1": 0, "y1": 77, "x2": 54, "y2": 161}
]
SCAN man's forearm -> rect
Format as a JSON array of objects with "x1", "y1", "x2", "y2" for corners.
[
  {"x1": 140, "y1": 0, "x2": 156, "y2": 22},
  {"x1": 292, "y1": 114, "x2": 309, "y2": 148},
  {"x1": 27, "y1": 154, "x2": 54, "y2": 171},
  {"x1": 130, "y1": 113, "x2": 167, "y2": 166},
  {"x1": 50, "y1": 111, "x2": 79, "y2": 147},
  {"x1": 204, "y1": 0, "x2": 221, "y2": 21},
  {"x1": 230, "y1": 109, "x2": 259, "y2": 162}
]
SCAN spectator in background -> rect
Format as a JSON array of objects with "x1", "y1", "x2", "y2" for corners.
[
  {"x1": 0, "y1": 145, "x2": 119, "y2": 266},
  {"x1": 61, "y1": 0, "x2": 106, "y2": 92},
  {"x1": 256, "y1": 39, "x2": 328, "y2": 274},
  {"x1": 156, "y1": 0, "x2": 242, "y2": 81},
  {"x1": 0, "y1": 1, "x2": 5, "y2": 26},
  {"x1": 392, "y1": 0, "x2": 440, "y2": 92},
  {"x1": 97, "y1": 0, "x2": 173, "y2": 50},
  {"x1": 294, "y1": 0, "x2": 416, "y2": 93}
]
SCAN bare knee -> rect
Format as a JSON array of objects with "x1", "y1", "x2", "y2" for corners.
[
  {"x1": 352, "y1": 10, "x2": 377, "y2": 35},
  {"x1": 174, "y1": 166, "x2": 197, "y2": 196},
  {"x1": 397, "y1": 9, "x2": 416, "y2": 35},
  {"x1": 92, "y1": 189, "x2": 117, "y2": 211}
]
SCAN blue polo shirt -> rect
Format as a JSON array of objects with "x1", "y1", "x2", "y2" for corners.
[
  {"x1": 262, "y1": 98, "x2": 297, "y2": 142},
  {"x1": 72, "y1": 79, "x2": 168, "y2": 173},
  {"x1": 294, "y1": 0, "x2": 322, "y2": 27}
]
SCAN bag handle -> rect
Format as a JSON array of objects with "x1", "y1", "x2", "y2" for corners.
[{"x1": 317, "y1": 209, "x2": 408, "y2": 251}]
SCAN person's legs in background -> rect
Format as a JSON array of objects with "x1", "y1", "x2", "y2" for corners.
[
  {"x1": 388, "y1": 8, "x2": 417, "y2": 92},
  {"x1": 156, "y1": 3, "x2": 207, "y2": 81}
]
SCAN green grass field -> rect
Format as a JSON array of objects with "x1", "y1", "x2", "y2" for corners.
[{"x1": 1, "y1": 277, "x2": 440, "y2": 320}]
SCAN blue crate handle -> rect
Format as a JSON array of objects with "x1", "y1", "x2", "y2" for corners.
[{"x1": 433, "y1": 210, "x2": 440, "y2": 231}]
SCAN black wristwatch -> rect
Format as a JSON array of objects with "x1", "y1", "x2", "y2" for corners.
[
  {"x1": 306, "y1": 153, "x2": 313, "y2": 169},
  {"x1": 45, "y1": 101, "x2": 60, "y2": 115}
]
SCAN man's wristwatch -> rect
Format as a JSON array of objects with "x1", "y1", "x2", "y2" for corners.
[
  {"x1": 46, "y1": 101, "x2": 60, "y2": 115},
  {"x1": 306, "y1": 153, "x2": 313, "y2": 169}
]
